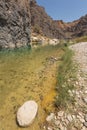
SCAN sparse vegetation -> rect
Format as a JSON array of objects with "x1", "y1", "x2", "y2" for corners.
[
  {"x1": 74, "y1": 35, "x2": 87, "y2": 43},
  {"x1": 55, "y1": 46, "x2": 76, "y2": 110},
  {"x1": 33, "y1": 25, "x2": 41, "y2": 34}
]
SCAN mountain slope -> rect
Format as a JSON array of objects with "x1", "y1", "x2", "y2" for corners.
[
  {"x1": 30, "y1": 0, "x2": 87, "y2": 40},
  {"x1": 30, "y1": 0, "x2": 65, "y2": 39}
]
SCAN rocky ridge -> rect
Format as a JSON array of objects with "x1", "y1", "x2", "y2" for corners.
[
  {"x1": 30, "y1": 0, "x2": 87, "y2": 40},
  {"x1": 45, "y1": 42, "x2": 87, "y2": 130},
  {"x1": 30, "y1": 0, "x2": 65, "y2": 39}
]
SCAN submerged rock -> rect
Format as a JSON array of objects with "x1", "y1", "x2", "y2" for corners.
[{"x1": 17, "y1": 100, "x2": 38, "y2": 127}]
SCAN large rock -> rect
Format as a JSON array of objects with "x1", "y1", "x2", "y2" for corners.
[
  {"x1": 17, "y1": 100, "x2": 38, "y2": 127},
  {"x1": 0, "y1": 0, "x2": 31, "y2": 49}
]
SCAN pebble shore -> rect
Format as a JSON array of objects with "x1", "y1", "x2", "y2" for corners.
[{"x1": 45, "y1": 42, "x2": 87, "y2": 130}]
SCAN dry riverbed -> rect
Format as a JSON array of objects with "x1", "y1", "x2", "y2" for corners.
[{"x1": 45, "y1": 42, "x2": 87, "y2": 130}]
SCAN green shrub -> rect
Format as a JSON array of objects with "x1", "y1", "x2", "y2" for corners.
[
  {"x1": 55, "y1": 46, "x2": 76, "y2": 110},
  {"x1": 33, "y1": 25, "x2": 41, "y2": 34}
]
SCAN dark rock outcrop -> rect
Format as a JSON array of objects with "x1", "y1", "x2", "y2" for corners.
[
  {"x1": 0, "y1": 0, "x2": 31, "y2": 49},
  {"x1": 71, "y1": 15, "x2": 87, "y2": 38}
]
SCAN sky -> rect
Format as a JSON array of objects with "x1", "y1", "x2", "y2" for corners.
[{"x1": 36, "y1": 0, "x2": 87, "y2": 22}]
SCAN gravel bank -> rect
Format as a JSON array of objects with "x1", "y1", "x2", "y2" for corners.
[{"x1": 45, "y1": 42, "x2": 87, "y2": 130}]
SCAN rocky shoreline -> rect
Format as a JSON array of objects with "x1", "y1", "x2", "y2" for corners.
[{"x1": 45, "y1": 42, "x2": 87, "y2": 130}]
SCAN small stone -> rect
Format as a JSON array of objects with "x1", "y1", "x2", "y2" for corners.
[
  {"x1": 78, "y1": 112, "x2": 83, "y2": 117},
  {"x1": 81, "y1": 126, "x2": 87, "y2": 130},
  {"x1": 55, "y1": 116, "x2": 57, "y2": 120},
  {"x1": 68, "y1": 79, "x2": 70, "y2": 82},
  {"x1": 72, "y1": 115, "x2": 76, "y2": 120},
  {"x1": 68, "y1": 90, "x2": 72, "y2": 93},
  {"x1": 79, "y1": 118, "x2": 85, "y2": 123},
  {"x1": 64, "y1": 127, "x2": 67, "y2": 130},
  {"x1": 47, "y1": 127, "x2": 52, "y2": 130},
  {"x1": 54, "y1": 57, "x2": 57, "y2": 61},
  {"x1": 75, "y1": 91, "x2": 79, "y2": 95},
  {"x1": 77, "y1": 115, "x2": 85, "y2": 123},
  {"x1": 85, "y1": 114, "x2": 87, "y2": 122},
  {"x1": 68, "y1": 90, "x2": 73, "y2": 96},
  {"x1": 72, "y1": 90, "x2": 75, "y2": 94},
  {"x1": 77, "y1": 115, "x2": 81, "y2": 119},
  {"x1": 75, "y1": 81, "x2": 79, "y2": 85},
  {"x1": 59, "y1": 124, "x2": 67, "y2": 130},
  {"x1": 84, "y1": 90, "x2": 87, "y2": 94},
  {"x1": 43, "y1": 126, "x2": 46, "y2": 129},
  {"x1": 59, "y1": 124, "x2": 64, "y2": 130},
  {"x1": 83, "y1": 98, "x2": 87, "y2": 104},
  {"x1": 83, "y1": 122, "x2": 87, "y2": 127},
  {"x1": 61, "y1": 117, "x2": 65, "y2": 122},
  {"x1": 54, "y1": 120, "x2": 60, "y2": 125},
  {"x1": 65, "y1": 119, "x2": 69, "y2": 125},
  {"x1": 79, "y1": 91, "x2": 83, "y2": 94},
  {"x1": 80, "y1": 123, "x2": 84, "y2": 128},
  {"x1": 46, "y1": 113, "x2": 55, "y2": 122},
  {"x1": 67, "y1": 114, "x2": 73, "y2": 122},
  {"x1": 58, "y1": 111, "x2": 64, "y2": 117}
]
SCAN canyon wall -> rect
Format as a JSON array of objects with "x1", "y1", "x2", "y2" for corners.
[{"x1": 0, "y1": 0, "x2": 31, "y2": 49}]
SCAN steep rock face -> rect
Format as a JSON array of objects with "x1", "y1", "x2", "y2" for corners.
[
  {"x1": 71, "y1": 15, "x2": 87, "y2": 37},
  {"x1": 30, "y1": 0, "x2": 65, "y2": 39},
  {"x1": 0, "y1": 0, "x2": 87, "y2": 49},
  {"x1": 30, "y1": 0, "x2": 87, "y2": 40},
  {"x1": 0, "y1": 0, "x2": 31, "y2": 49},
  {"x1": 56, "y1": 15, "x2": 87, "y2": 38}
]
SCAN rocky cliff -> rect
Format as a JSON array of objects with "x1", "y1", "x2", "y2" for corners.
[
  {"x1": 70, "y1": 14, "x2": 87, "y2": 38},
  {"x1": 30, "y1": 0, "x2": 65, "y2": 39},
  {"x1": 0, "y1": 0, "x2": 31, "y2": 49},
  {"x1": 30, "y1": 0, "x2": 87, "y2": 40},
  {"x1": 53, "y1": 15, "x2": 87, "y2": 39},
  {"x1": 0, "y1": 0, "x2": 87, "y2": 49}
]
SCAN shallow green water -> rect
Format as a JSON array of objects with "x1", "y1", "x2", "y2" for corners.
[{"x1": 0, "y1": 45, "x2": 63, "y2": 130}]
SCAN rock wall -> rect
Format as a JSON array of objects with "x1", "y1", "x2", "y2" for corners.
[
  {"x1": 55, "y1": 15, "x2": 87, "y2": 39},
  {"x1": 30, "y1": 0, "x2": 87, "y2": 40},
  {"x1": 0, "y1": 0, "x2": 87, "y2": 49},
  {"x1": 0, "y1": 0, "x2": 31, "y2": 49},
  {"x1": 71, "y1": 14, "x2": 87, "y2": 37},
  {"x1": 30, "y1": 0, "x2": 65, "y2": 39}
]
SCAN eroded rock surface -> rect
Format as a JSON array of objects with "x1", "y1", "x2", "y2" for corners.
[{"x1": 0, "y1": 0, "x2": 31, "y2": 49}]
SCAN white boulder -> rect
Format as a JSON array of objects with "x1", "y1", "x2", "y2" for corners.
[
  {"x1": 48, "y1": 39, "x2": 59, "y2": 46},
  {"x1": 17, "y1": 100, "x2": 38, "y2": 127}
]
